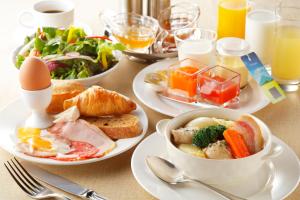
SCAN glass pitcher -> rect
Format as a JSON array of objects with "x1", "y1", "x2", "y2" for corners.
[{"x1": 271, "y1": 0, "x2": 300, "y2": 91}]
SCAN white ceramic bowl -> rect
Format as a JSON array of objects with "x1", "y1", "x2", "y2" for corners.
[
  {"x1": 156, "y1": 108, "x2": 282, "y2": 185},
  {"x1": 12, "y1": 44, "x2": 122, "y2": 87}
]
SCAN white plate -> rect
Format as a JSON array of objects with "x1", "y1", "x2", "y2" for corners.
[
  {"x1": 131, "y1": 133, "x2": 300, "y2": 200},
  {"x1": 133, "y1": 58, "x2": 270, "y2": 117},
  {"x1": 12, "y1": 22, "x2": 121, "y2": 87},
  {"x1": 0, "y1": 98, "x2": 148, "y2": 165}
]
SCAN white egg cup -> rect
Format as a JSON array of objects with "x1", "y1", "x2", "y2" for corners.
[{"x1": 21, "y1": 84, "x2": 53, "y2": 129}]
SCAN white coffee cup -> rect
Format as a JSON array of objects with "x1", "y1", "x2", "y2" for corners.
[{"x1": 19, "y1": 0, "x2": 74, "y2": 29}]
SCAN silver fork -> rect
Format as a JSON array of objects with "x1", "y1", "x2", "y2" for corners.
[{"x1": 4, "y1": 158, "x2": 71, "y2": 200}]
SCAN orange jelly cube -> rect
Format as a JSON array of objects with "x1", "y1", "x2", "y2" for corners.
[{"x1": 169, "y1": 66, "x2": 200, "y2": 97}]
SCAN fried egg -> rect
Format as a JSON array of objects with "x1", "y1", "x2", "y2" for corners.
[{"x1": 16, "y1": 127, "x2": 72, "y2": 157}]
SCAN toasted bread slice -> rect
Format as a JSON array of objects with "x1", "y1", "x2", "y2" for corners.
[
  {"x1": 47, "y1": 81, "x2": 85, "y2": 114},
  {"x1": 84, "y1": 114, "x2": 142, "y2": 139}
]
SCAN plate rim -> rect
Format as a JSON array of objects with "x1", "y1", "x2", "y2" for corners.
[
  {"x1": 0, "y1": 98, "x2": 148, "y2": 165},
  {"x1": 133, "y1": 58, "x2": 270, "y2": 117},
  {"x1": 131, "y1": 132, "x2": 300, "y2": 200}
]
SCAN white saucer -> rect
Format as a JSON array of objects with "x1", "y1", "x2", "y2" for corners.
[
  {"x1": 133, "y1": 58, "x2": 270, "y2": 117},
  {"x1": 131, "y1": 133, "x2": 300, "y2": 200},
  {"x1": 0, "y1": 98, "x2": 148, "y2": 165}
]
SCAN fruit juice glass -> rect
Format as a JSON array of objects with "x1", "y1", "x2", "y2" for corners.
[
  {"x1": 168, "y1": 59, "x2": 205, "y2": 102},
  {"x1": 198, "y1": 66, "x2": 241, "y2": 105},
  {"x1": 271, "y1": 4, "x2": 300, "y2": 91},
  {"x1": 217, "y1": 0, "x2": 248, "y2": 39}
]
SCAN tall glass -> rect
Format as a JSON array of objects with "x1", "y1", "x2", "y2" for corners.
[
  {"x1": 245, "y1": 1, "x2": 279, "y2": 65},
  {"x1": 272, "y1": 2, "x2": 300, "y2": 91},
  {"x1": 217, "y1": 0, "x2": 248, "y2": 39}
]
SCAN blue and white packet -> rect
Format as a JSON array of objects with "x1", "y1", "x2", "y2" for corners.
[{"x1": 241, "y1": 52, "x2": 286, "y2": 104}]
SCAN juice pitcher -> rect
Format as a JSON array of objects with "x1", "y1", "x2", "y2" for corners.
[{"x1": 271, "y1": 0, "x2": 300, "y2": 91}]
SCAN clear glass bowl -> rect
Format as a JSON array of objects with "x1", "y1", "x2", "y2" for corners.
[
  {"x1": 167, "y1": 58, "x2": 206, "y2": 102},
  {"x1": 198, "y1": 66, "x2": 241, "y2": 105},
  {"x1": 106, "y1": 13, "x2": 159, "y2": 51}
]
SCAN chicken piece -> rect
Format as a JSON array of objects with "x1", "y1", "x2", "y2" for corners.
[
  {"x1": 203, "y1": 140, "x2": 233, "y2": 159},
  {"x1": 171, "y1": 127, "x2": 198, "y2": 144}
]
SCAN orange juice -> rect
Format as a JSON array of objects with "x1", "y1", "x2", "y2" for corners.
[{"x1": 217, "y1": 0, "x2": 247, "y2": 39}]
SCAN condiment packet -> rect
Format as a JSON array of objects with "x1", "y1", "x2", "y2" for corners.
[{"x1": 241, "y1": 52, "x2": 286, "y2": 104}]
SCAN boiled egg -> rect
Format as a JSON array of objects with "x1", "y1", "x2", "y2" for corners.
[{"x1": 19, "y1": 57, "x2": 51, "y2": 91}]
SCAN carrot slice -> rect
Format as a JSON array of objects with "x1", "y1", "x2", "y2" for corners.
[{"x1": 223, "y1": 129, "x2": 250, "y2": 158}]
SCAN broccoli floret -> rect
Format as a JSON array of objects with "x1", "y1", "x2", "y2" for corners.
[{"x1": 192, "y1": 125, "x2": 226, "y2": 148}]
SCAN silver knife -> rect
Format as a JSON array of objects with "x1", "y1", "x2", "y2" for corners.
[{"x1": 22, "y1": 162, "x2": 107, "y2": 200}]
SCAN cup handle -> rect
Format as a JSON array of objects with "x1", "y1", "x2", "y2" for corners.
[
  {"x1": 156, "y1": 119, "x2": 170, "y2": 136},
  {"x1": 19, "y1": 10, "x2": 34, "y2": 28},
  {"x1": 262, "y1": 142, "x2": 283, "y2": 160}
]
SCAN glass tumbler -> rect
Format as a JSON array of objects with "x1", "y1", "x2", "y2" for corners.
[
  {"x1": 217, "y1": 0, "x2": 248, "y2": 39},
  {"x1": 271, "y1": 1, "x2": 300, "y2": 91},
  {"x1": 174, "y1": 28, "x2": 217, "y2": 66}
]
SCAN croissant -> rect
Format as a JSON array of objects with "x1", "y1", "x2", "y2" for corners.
[{"x1": 63, "y1": 86, "x2": 136, "y2": 117}]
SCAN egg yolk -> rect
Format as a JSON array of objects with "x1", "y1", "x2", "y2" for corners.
[
  {"x1": 31, "y1": 136, "x2": 52, "y2": 150},
  {"x1": 17, "y1": 127, "x2": 52, "y2": 150}
]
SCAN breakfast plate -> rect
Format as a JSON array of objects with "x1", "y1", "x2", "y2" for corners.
[
  {"x1": 133, "y1": 58, "x2": 270, "y2": 117},
  {"x1": 0, "y1": 98, "x2": 148, "y2": 165},
  {"x1": 131, "y1": 133, "x2": 300, "y2": 200}
]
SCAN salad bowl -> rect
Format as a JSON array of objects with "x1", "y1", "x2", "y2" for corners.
[
  {"x1": 12, "y1": 45, "x2": 122, "y2": 86},
  {"x1": 156, "y1": 108, "x2": 283, "y2": 185},
  {"x1": 12, "y1": 27, "x2": 124, "y2": 86}
]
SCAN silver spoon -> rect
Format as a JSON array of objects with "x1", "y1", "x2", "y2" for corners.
[{"x1": 146, "y1": 156, "x2": 247, "y2": 200}]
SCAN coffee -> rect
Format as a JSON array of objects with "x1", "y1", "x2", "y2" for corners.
[{"x1": 43, "y1": 10, "x2": 63, "y2": 13}]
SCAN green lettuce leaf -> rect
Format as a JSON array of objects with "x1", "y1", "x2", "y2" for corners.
[{"x1": 16, "y1": 55, "x2": 25, "y2": 69}]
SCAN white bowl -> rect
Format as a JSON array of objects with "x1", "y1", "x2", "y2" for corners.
[
  {"x1": 156, "y1": 108, "x2": 283, "y2": 185},
  {"x1": 12, "y1": 45, "x2": 122, "y2": 87}
]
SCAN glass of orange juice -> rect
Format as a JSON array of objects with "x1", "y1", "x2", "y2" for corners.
[
  {"x1": 271, "y1": 3, "x2": 300, "y2": 91},
  {"x1": 217, "y1": 0, "x2": 248, "y2": 39},
  {"x1": 105, "y1": 13, "x2": 159, "y2": 51}
]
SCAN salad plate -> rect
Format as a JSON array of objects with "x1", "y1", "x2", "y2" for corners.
[
  {"x1": 12, "y1": 27, "x2": 124, "y2": 86},
  {"x1": 0, "y1": 98, "x2": 148, "y2": 165},
  {"x1": 131, "y1": 132, "x2": 300, "y2": 200},
  {"x1": 133, "y1": 58, "x2": 270, "y2": 117}
]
